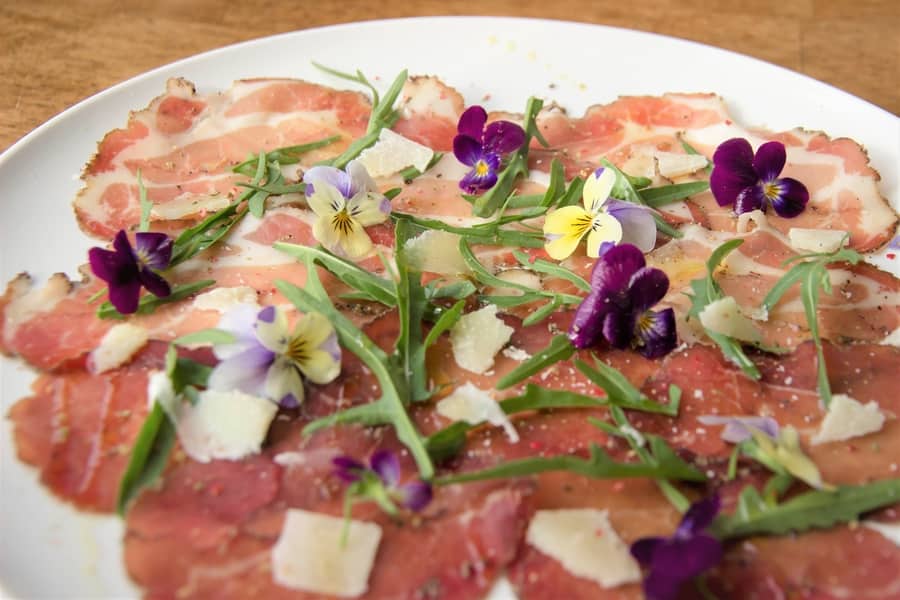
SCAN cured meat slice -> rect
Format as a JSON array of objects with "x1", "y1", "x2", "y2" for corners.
[{"x1": 75, "y1": 77, "x2": 371, "y2": 239}]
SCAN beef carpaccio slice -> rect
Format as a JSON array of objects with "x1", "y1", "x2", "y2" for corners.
[{"x1": 3, "y1": 72, "x2": 900, "y2": 600}]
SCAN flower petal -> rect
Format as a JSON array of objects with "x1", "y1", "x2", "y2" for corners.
[
  {"x1": 697, "y1": 415, "x2": 779, "y2": 444},
  {"x1": 88, "y1": 245, "x2": 133, "y2": 285},
  {"x1": 460, "y1": 164, "x2": 499, "y2": 193},
  {"x1": 370, "y1": 449, "x2": 400, "y2": 486},
  {"x1": 297, "y1": 348, "x2": 341, "y2": 385},
  {"x1": 303, "y1": 166, "x2": 353, "y2": 199},
  {"x1": 346, "y1": 160, "x2": 378, "y2": 196},
  {"x1": 312, "y1": 214, "x2": 343, "y2": 254},
  {"x1": 207, "y1": 345, "x2": 274, "y2": 396},
  {"x1": 653, "y1": 535, "x2": 722, "y2": 579},
  {"x1": 347, "y1": 192, "x2": 391, "y2": 227},
  {"x1": 137, "y1": 267, "x2": 172, "y2": 298},
  {"x1": 589, "y1": 243, "x2": 646, "y2": 293},
  {"x1": 582, "y1": 167, "x2": 616, "y2": 212},
  {"x1": 134, "y1": 232, "x2": 173, "y2": 270},
  {"x1": 457, "y1": 105, "x2": 487, "y2": 140},
  {"x1": 628, "y1": 267, "x2": 670, "y2": 313},
  {"x1": 630, "y1": 536, "x2": 665, "y2": 567},
  {"x1": 107, "y1": 278, "x2": 143, "y2": 314},
  {"x1": 752, "y1": 140, "x2": 786, "y2": 183},
  {"x1": 602, "y1": 309, "x2": 635, "y2": 350},
  {"x1": 634, "y1": 308, "x2": 676, "y2": 359},
  {"x1": 483, "y1": 120, "x2": 526, "y2": 155},
  {"x1": 398, "y1": 480, "x2": 433, "y2": 511},
  {"x1": 605, "y1": 200, "x2": 657, "y2": 253},
  {"x1": 585, "y1": 214, "x2": 624, "y2": 258},
  {"x1": 332, "y1": 455, "x2": 366, "y2": 482},
  {"x1": 452, "y1": 134, "x2": 484, "y2": 167},
  {"x1": 307, "y1": 181, "x2": 345, "y2": 219},
  {"x1": 568, "y1": 291, "x2": 609, "y2": 349},
  {"x1": 642, "y1": 569, "x2": 684, "y2": 600},
  {"x1": 710, "y1": 138, "x2": 758, "y2": 207},
  {"x1": 255, "y1": 306, "x2": 290, "y2": 354},
  {"x1": 264, "y1": 356, "x2": 306, "y2": 408},
  {"x1": 734, "y1": 185, "x2": 767, "y2": 215},
  {"x1": 770, "y1": 177, "x2": 809, "y2": 218},
  {"x1": 214, "y1": 304, "x2": 263, "y2": 358},
  {"x1": 678, "y1": 494, "x2": 721, "y2": 536},
  {"x1": 338, "y1": 220, "x2": 375, "y2": 258}
]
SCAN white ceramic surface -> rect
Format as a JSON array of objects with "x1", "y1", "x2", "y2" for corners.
[{"x1": 1, "y1": 16, "x2": 897, "y2": 599}]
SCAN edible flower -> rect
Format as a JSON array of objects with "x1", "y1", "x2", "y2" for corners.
[
  {"x1": 697, "y1": 414, "x2": 779, "y2": 444},
  {"x1": 543, "y1": 166, "x2": 656, "y2": 260},
  {"x1": 207, "y1": 305, "x2": 341, "y2": 408},
  {"x1": 710, "y1": 138, "x2": 808, "y2": 217},
  {"x1": 568, "y1": 243, "x2": 676, "y2": 358},
  {"x1": 332, "y1": 449, "x2": 432, "y2": 514},
  {"x1": 88, "y1": 230, "x2": 173, "y2": 314},
  {"x1": 630, "y1": 495, "x2": 723, "y2": 600},
  {"x1": 303, "y1": 160, "x2": 391, "y2": 258},
  {"x1": 453, "y1": 105, "x2": 526, "y2": 193}
]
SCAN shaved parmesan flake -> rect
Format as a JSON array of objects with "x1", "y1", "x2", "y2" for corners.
[
  {"x1": 89, "y1": 323, "x2": 149, "y2": 373},
  {"x1": 698, "y1": 296, "x2": 760, "y2": 342},
  {"x1": 357, "y1": 128, "x2": 434, "y2": 178},
  {"x1": 863, "y1": 521, "x2": 900, "y2": 547},
  {"x1": 526, "y1": 509, "x2": 641, "y2": 588},
  {"x1": 271, "y1": 509, "x2": 382, "y2": 597},
  {"x1": 450, "y1": 304, "x2": 514, "y2": 374},
  {"x1": 146, "y1": 370, "x2": 176, "y2": 414},
  {"x1": 655, "y1": 151, "x2": 708, "y2": 178},
  {"x1": 174, "y1": 389, "x2": 278, "y2": 462},
  {"x1": 487, "y1": 268, "x2": 542, "y2": 297},
  {"x1": 405, "y1": 230, "x2": 469, "y2": 275},
  {"x1": 811, "y1": 394, "x2": 885, "y2": 445},
  {"x1": 192, "y1": 286, "x2": 259, "y2": 313},
  {"x1": 788, "y1": 228, "x2": 848, "y2": 254},
  {"x1": 437, "y1": 382, "x2": 519, "y2": 442}
]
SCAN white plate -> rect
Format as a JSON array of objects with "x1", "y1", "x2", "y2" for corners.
[{"x1": 1, "y1": 16, "x2": 897, "y2": 599}]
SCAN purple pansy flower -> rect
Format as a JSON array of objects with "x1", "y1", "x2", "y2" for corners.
[
  {"x1": 630, "y1": 495, "x2": 723, "y2": 600},
  {"x1": 207, "y1": 304, "x2": 341, "y2": 408},
  {"x1": 88, "y1": 230, "x2": 173, "y2": 314},
  {"x1": 710, "y1": 138, "x2": 809, "y2": 217},
  {"x1": 333, "y1": 449, "x2": 432, "y2": 513},
  {"x1": 697, "y1": 414, "x2": 779, "y2": 444},
  {"x1": 453, "y1": 105, "x2": 526, "y2": 193},
  {"x1": 568, "y1": 243, "x2": 676, "y2": 358}
]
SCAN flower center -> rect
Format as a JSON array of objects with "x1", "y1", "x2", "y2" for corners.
[
  {"x1": 285, "y1": 335, "x2": 310, "y2": 365},
  {"x1": 331, "y1": 209, "x2": 355, "y2": 236},
  {"x1": 474, "y1": 160, "x2": 491, "y2": 177},
  {"x1": 762, "y1": 180, "x2": 781, "y2": 201}
]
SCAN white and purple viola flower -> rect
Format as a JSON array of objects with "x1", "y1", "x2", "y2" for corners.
[
  {"x1": 697, "y1": 414, "x2": 779, "y2": 444},
  {"x1": 710, "y1": 138, "x2": 809, "y2": 217},
  {"x1": 568, "y1": 243, "x2": 676, "y2": 358},
  {"x1": 88, "y1": 230, "x2": 173, "y2": 314},
  {"x1": 453, "y1": 105, "x2": 526, "y2": 193},
  {"x1": 207, "y1": 305, "x2": 341, "y2": 408},
  {"x1": 630, "y1": 495, "x2": 723, "y2": 600},
  {"x1": 332, "y1": 449, "x2": 432, "y2": 513},
  {"x1": 543, "y1": 166, "x2": 656, "y2": 260},
  {"x1": 303, "y1": 160, "x2": 391, "y2": 258}
]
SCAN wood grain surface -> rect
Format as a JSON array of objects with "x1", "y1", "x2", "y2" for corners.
[{"x1": 1, "y1": 0, "x2": 897, "y2": 152}]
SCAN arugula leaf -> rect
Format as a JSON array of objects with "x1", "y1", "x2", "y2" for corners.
[
  {"x1": 391, "y1": 219, "x2": 430, "y2": 402},
  {"x1": 116, "y1": 403, "x2": 175, "y2": 515},
  {"x1": 277, "y1": 262, "x2": 434, "y2": 479},
  {"x1": 424, "y1": 279, "x2": 477, "y2": 301},
  {"x1": 539, "y1": 159, "x2": 567, "y2": 208},
  {"x1": 469, "y1": 97, "x2": 543, "y2": 218},
  {"x1": 322, "y1": 69, "x2": 408, "y2": 169},
  {"x1": 137, "y1": 169, "x2": 152, "y2": 232},
  {"x1": 679, "y1": 138, "x2": 713, "y2": 174},
  {"x1": 116, "y1": 346, "x2": 212, "y2": 515},
  {"x1": 274, "y1": 242, "x2": 396, "y2": 306},
  {"x1": 575, "y1": 356, "x2": 681, "y2": 416},
  {"x1": 169, "y1": 202, "x2": 249, "y2": 266},
  {"x1": 640, "y1": 181, "x2": 710, "y2": 208},
  {"x1": 392, "y1": 212, "x2": 544, "y2": 248},
  {"x1": 423, "y1": 299, "x2": 465, "y2": 349},
  {"x1": 173, "y1": 328, "x2": 235, "y2": 347},
  {"x1": 435, "y1": 441, "x2": 705, "y2": 486},
  {"x1": 512, "y1": 250, "x2": 591, "y2": 292},
  {"x1": 686, "y1": 239, "x2": 761, "y2": 380},
  {"x1": 98, "y1": 279, "x2": 215, "y2": 320},
  {"x1": 496, "y1": 334, "x2": 575, "y2": 390},
  {"x1": 760, "y1": 243, "x2": 861, "y2": 406},
  {"x1": 711, "y1": 479, "x2": 900, "y2": 539},
  {"x1": 232, "y1": 136, "x2": 340, "y2": 175}
]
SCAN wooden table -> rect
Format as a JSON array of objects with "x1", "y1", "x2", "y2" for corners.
[{"x1": 1, "y1": 0, "x2": 897, "y2": 152}]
